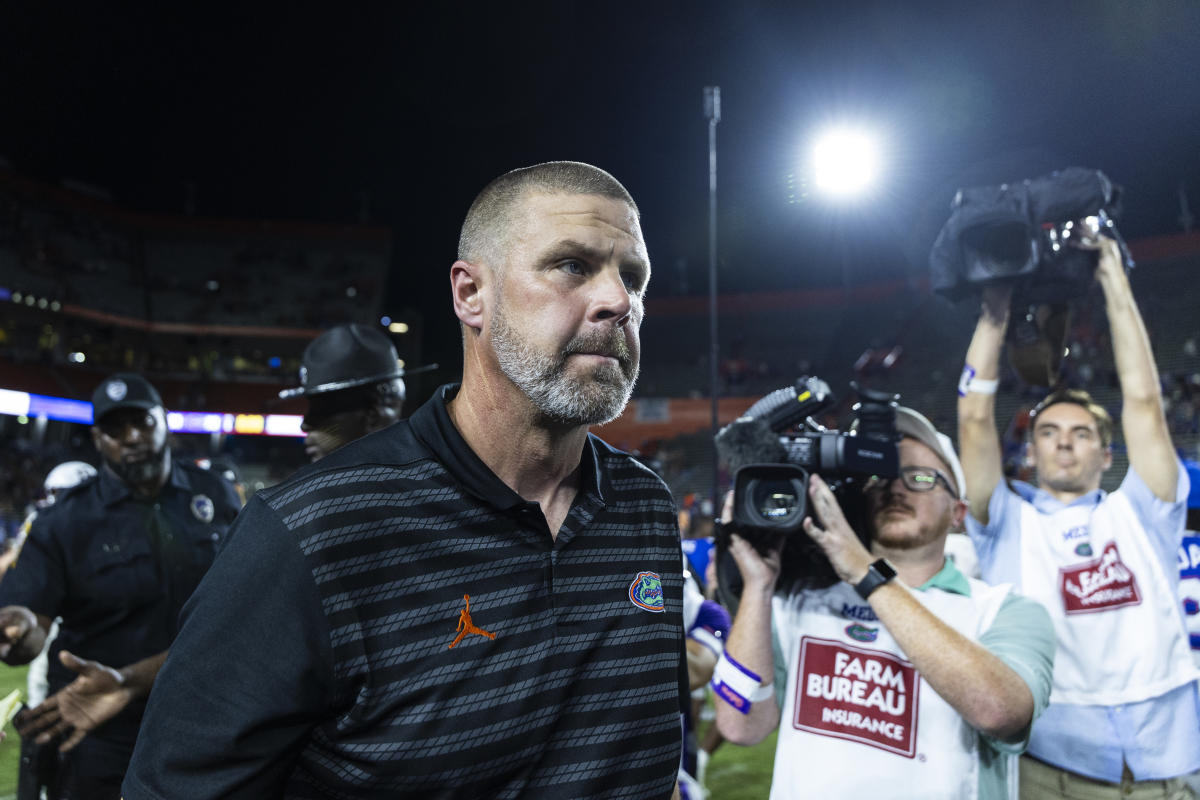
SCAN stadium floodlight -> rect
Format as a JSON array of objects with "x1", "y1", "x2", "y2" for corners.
[{"x1": 810, "y1": 126, "x2": 881, "y2": 199}]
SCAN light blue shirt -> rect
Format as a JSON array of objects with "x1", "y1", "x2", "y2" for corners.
[{"x1": 967, "y1": 464, "x2": 1200, "y2": 782}]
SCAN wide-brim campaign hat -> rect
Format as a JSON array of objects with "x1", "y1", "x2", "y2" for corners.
[
  {"x1": 91, "y1": 373, "x2": 165, "y2": 423},
  {"x1": 279, "y1": 323, "x2": 425, "y2": 399}
]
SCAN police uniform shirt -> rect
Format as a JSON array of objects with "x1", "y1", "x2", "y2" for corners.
[
  {"x1": 0, "y1": 459, "x2": 241, "y2": 746},
  {"x1": 122, "y1": 384, "x2": 685, "y2": 800}
]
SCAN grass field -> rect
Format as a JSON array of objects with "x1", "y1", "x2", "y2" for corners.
[
  {"x1": 0, "y1": 668, "x2": 776, "y2": 799},
  {"x1": 0, "y1": 664, "x2": 27, "y2": 798},
  {"x1": 703, "y1": 726, "x2": 777, "y2": 799}
]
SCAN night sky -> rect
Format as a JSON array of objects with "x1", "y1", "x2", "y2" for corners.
[{"x1": 3, "y1": 2, "x2": 1198, "y2": 372}]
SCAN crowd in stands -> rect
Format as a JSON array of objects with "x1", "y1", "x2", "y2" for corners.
[
  {"x1": 1, "y1": 173, "x2": 389, "y2": 329},
  {"x1": 1, "y1": 169, "x2": 396, "y2": 386}
]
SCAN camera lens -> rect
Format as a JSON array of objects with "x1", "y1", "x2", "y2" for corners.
[{"x1": 747, "y1": 477, "x2": 806, "y2": 526}]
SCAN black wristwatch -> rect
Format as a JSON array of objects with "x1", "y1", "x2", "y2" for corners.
[{"x1": 854, "y1": 559, "x2": 897, "y2": 599}]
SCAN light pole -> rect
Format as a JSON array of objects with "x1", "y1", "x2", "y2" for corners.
[{"x1": 704, "y1": 86, "x2": 721, "y2": 516}]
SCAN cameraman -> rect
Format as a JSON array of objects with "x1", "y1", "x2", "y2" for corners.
[
  {"x1": 715, "y1": 408, "x2": 1054, "y2": 799},
  {"x1": 958, "y1": 236, "x2": 1200, "y2": 797}
]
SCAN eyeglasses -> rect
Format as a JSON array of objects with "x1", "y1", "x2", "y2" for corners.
[{"x1": 864, "y1": 466, "x2": 955, "y2": 496}]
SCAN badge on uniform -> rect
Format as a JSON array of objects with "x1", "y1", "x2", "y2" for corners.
[{"x1": 191, "y1": 494, "x2": 215, "y2": 523}]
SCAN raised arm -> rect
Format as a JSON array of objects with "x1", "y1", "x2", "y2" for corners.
[
  {"x1": 1092, "y1": 237, "x2": 1178, "y2": 500},
  {"x1": 861, "y1": 583, "x2": 1039, "y2": 740},
  {"x1": 713, "y1": 535, "x2": 783, "y2": 745},
  {"x1": 802, "y1": 475, "x2": 1043, "y2": 740},
  {"x1": 958, "y1": 284, "x2": 1013, "y2": 524},
  {"x1": 713, "y1": 497, "x2": 784, "y2": 746}
]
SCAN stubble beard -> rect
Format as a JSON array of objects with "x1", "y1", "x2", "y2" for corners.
[
  {"x1": 106, "y1": 446, "x2": 168, "y2": 487},
  {"x1": 490, "y1": 299, "x2": 639, "y2": 426},
  {"x1": 869, "y1": 502, "x2": 948, "y2": 552}
]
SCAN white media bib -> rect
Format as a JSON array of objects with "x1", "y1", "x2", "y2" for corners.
[
  {"x1": 1017, "y1": 492, "x2": 1199, "y2": 705},
  {"x1": 769, "y1": 580, "x2": 1014, "y2": 800}
]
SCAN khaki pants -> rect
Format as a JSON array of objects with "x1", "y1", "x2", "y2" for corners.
[{"x1": 1020, "y1": 755, "x2": 1197, "y2": 800}]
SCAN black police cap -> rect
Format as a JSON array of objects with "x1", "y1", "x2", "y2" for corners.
[{"x1": 91, "y1": 373, "x2": 164, "y2": 424}]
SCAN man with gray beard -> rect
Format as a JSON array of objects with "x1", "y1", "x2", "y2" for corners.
[
  {"x1": 490, "y1": 296, "x2": 638, "y2": 426},
  {"x1": 124, "y1": 162, "x2": 686, "y2": 799}
]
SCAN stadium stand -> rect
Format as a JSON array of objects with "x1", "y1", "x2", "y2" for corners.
[
  {"x1": 0, "y1": 166, "x2": 419, "y2": 526},
  {"x1": 3, "y1": 162, "x2": 1200, "y2": 518}
]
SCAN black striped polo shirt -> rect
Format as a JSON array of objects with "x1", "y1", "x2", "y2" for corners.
[{"x1": 124, "y1": 384, "x2": 684, "y2": 800}]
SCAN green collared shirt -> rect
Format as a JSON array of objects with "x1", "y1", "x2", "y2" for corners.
[{"x1": 917, "y1": 556, "x2": 973, "y2": 595}]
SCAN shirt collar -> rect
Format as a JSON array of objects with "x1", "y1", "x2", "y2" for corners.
[
  {"x1": 96, "y1": 463, "x2": 131, "y2": 506},
  {"x1": 409, "y1": 383, "x2": 604, "y2": 511},
  {"x1": 917, "y1": 557, "x2": 971, "y2": 596},
  {"x1": 1011, "y1": 479, "x2": 1106, "y2": 514},
  {"x1": 168, "y1": 460, "x2": 191, "y2": 492}
]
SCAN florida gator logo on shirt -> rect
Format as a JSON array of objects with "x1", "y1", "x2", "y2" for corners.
[
  {"x1": 628, "y1": 571, "x2": 665, "y2": 613},
  {"x1": 844, "y1": 623, "x2": 879, "y2": 643}
]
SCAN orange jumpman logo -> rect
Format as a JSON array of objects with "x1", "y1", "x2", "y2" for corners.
[{"x1": 448, "y1": 594, "x2": 496, "y2": 649}]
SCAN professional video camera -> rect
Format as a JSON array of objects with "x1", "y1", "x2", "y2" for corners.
[
  {"x1": 929, "y1": 167, "x2": 1135, "y2": 385},
  {"x1": 712, "y1": 377, "x2": 901, "y2": 610}
]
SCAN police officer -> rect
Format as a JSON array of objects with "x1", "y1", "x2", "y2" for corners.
[
  {"x1": 280, "y1": 323, "x2": 423, "y2": 462},
  {"x1": 0, "y1": 372, "x2": 241, "y2": 800}
]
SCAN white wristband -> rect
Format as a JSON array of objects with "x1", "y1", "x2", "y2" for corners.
[
  {"x1": 710, "y1": 652, "x2": 774, "y2": 714},
  {"x1": 958, "y1": 365, "x2": 998, "y2": 396}
]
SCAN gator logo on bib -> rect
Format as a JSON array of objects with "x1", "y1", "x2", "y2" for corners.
[
  {"x1": 1060, "y1": 541, "x2": 1142, "y2": 615},
  {"x1": 844, "y1": 623, "x2": 879, "y2": 643},
  {"x1": 793, "y1": 636, "x2": 919, "y2": 757}
]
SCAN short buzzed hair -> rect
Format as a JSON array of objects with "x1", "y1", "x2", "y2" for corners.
[
  {"x1": 457, "y1": 161, "x2": 639, "y2": 265},
  {"x1": 1029, "y1": 387, "x2": 1114, "y2": 447}
]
